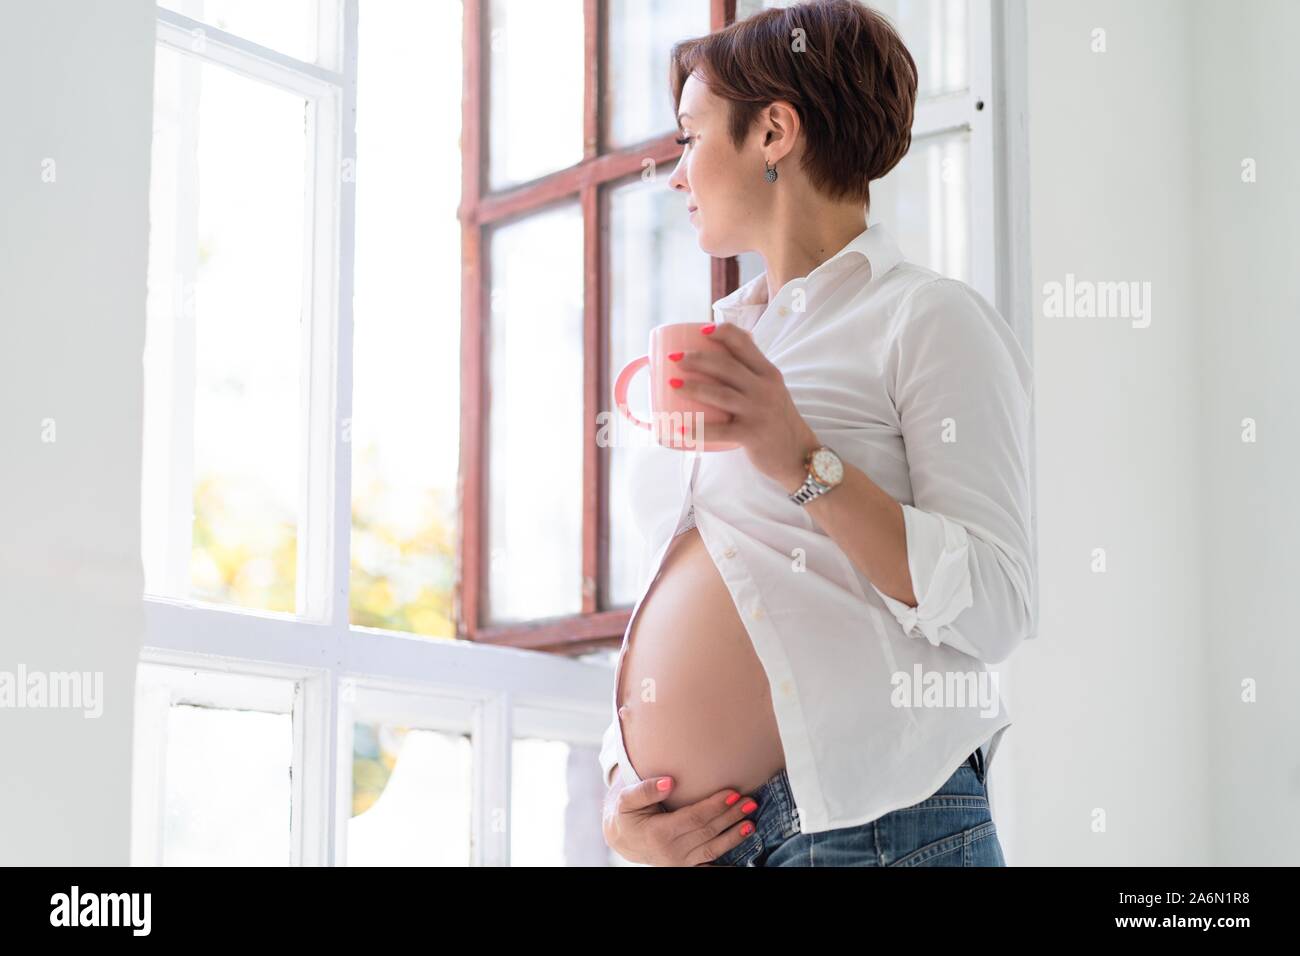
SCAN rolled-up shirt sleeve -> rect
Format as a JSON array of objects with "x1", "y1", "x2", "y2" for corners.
[{"x1": 868, "y1": 277, "x2": 1036, "y2": 665}]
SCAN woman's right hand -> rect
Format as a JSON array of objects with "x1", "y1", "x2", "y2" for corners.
[{"x1": 601, "y1": 774, "x2": 758, "y2": 866}]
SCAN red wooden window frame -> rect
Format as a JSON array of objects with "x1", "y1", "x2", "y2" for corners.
[{"x1": 457, "y1": 0, "x2": 741, "y2": 653}]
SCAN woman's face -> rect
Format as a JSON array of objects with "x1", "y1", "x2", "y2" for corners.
[{"x1": 668, "y1": 73, "x2": 761, "y2": 258}]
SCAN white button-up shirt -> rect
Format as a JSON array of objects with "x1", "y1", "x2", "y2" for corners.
[{"x1": 600, "y1": 222, "x2": 1036, "y2": 835}]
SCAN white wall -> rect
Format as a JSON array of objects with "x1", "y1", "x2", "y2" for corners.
[
  {"x1": 1011, "y1": 0, "x2": 1298, "y2": 864},
  {"x1": 0, "y1": 0, "x2": 155, "y2": 864},
  {"x1": 1012, "y1": 0, "x2": 1206, "y2": 864},
  {"x1": 1191, "y1": 0, "x2": 1300, "y2": 865}
]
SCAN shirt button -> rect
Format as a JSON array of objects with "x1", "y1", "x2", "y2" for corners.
[
  {"x1": 751, "y1": 606, "x2": 765, "y2": 621},
  {"x1": 723, "y1": 546, "x2": 737, "y2": 559},
  {"x1": 778, "y1": 306, "x2": 789, "y2": 317},
  {"x1": 780, "y1": 680, "x2": 793, "y2": 697}
]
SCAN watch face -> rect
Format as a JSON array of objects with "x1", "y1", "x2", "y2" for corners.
[{"x1": 811, "y1": 447, "x2": 843, "y2": 485}]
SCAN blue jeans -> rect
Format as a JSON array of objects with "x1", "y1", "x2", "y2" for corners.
[{"x1": 712, "y1": 750, "x2": 1006, "y2": 866}]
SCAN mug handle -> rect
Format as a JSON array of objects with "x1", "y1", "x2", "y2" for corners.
[{"x1": 613, "y1": 355, "x2": 652, "y2": 430}]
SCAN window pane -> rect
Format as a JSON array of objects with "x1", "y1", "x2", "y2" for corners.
[
  {"x1": 605, "y1": 176, "x2": 711, "y2": 608},
  {"x1": 869, "y1": 129, "x2": 970, "y2": 281},
  {"x1": 738, "y1": 250, "x2": 764, "y2": 288},
  {"x1": 160, "y1": 0, "x2": 322, "y2": 64},
  {"x1": 162, "y1": 704, "x2": 292, "y2": 865},
  {"x1": 870, "y1": 0, "x2": 968, "y2": 99},
  {"x1": 736, "y1": 0, "x2": 969, "y2": 100},
  {"x1": 511, "y1": 737, "x2": 620, "y2": 865},
  {"x1": 488, "y1": 0, "x2": 584, "y2": 190},
  {"x1": 487, "y1": 204, "x2": 585, "y2": 622},
  {"x1": 348, "y1": 724, "x2": 473, "y2": 866},
  {"x1": 143, "y1": 47, "x2": 307, "y2": 613},
  {"x1": 605, "y1": 0, "x2": 711, "y2": 149},
  {"x1": 350, "y1": 0, "x2": 462, "y2": 638},
  {"x1": 576, "y1": 647, "x2": 619, "y2": 667}
]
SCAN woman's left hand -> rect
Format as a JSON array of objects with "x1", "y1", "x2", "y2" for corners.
[{"x1": 655, "y1": 322, "x2": 819, "y2": 494}]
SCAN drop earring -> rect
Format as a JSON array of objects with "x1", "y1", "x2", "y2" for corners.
[{"x1": 764, "y1": 158, "x2": 778, "y2": 183}]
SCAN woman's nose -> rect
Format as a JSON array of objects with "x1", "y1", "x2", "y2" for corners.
[{"x1": 667, "y1": 154, "x2": 687, "y2": 190}]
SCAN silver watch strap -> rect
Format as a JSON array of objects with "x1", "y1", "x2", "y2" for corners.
[{"x1": 789, "y1": 474, "x2": 829, "y2": 505}]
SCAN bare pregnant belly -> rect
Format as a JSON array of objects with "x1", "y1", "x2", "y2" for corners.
[{"x1": 617, "y1": 525, "x2": 786, "y2": 810}]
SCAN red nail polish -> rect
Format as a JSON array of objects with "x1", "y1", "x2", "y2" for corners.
[
  {"x1": 656, "y1": 777, "x2": 672, "y2": 791},
  {"x1": 740, "y1": 821, "x2": 755, "y2": 836},
  {"x1": 668, "y1": 351, "x2": 684, "y2": 361},
  {"x1": 724, "y1": 792, "x2": 740, "y2": 806},
  {"x1": 701, "y1": 324, "x2": 716, "y2": 335},
  {"x1": 741, "y1": 799, "x2": 757, "y2": 814},
  {"x1": 669, "y1": 377, "x2": 683, "y2": 388}
]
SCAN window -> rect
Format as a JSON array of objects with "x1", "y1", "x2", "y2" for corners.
[
  {"x1": 461, "y1": 0, "x2": 718, "y2": 650},
  {"x1": 138, "y1": 0, "x2": 1027, "y2": 865}
]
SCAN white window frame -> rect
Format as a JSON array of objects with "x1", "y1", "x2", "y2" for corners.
[
  {"x1": 136, "y1": 0, "x2": 613, "y2": 867},
  {"x1": 136, "y1": 0, "x2": 1031, "y2": 867}
]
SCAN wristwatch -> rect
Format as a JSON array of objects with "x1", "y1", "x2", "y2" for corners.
[{"x1": 788, "y1": 444, "x2": 844, "y2": 505}]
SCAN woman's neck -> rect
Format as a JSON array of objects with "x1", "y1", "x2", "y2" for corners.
[{"x1": 757, "y1": 205, "x2": 870, "y2": 303}]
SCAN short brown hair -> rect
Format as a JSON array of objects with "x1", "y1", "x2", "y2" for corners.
[{"x1": 669, "y1": 0, "x2": 918, "y2": 207}]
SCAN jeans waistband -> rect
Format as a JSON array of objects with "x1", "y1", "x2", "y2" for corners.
[
  {"x1": 745, "y1": 750, "x2": 983, "y2": 839},
  {"x1": 714, "y1": 749, "x2": 985, "y2": 865}
]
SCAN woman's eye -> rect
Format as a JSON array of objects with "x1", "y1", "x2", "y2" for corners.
[{"x1": 674, "y1": 135, "x2": 693, "y2": 147}]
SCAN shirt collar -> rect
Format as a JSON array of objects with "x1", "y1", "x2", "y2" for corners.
[{"x1": 711, "y1": 221, "x2": 904, "y2": 327}]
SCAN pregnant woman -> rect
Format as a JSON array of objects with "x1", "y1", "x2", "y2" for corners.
[{"x1": 600, "y1": 0, "x2": 1035, "y2": 866}]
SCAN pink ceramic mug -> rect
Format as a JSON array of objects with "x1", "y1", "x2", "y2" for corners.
[{"x1": 613, "y1": 322, "x2": 740, "y2": 452}]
